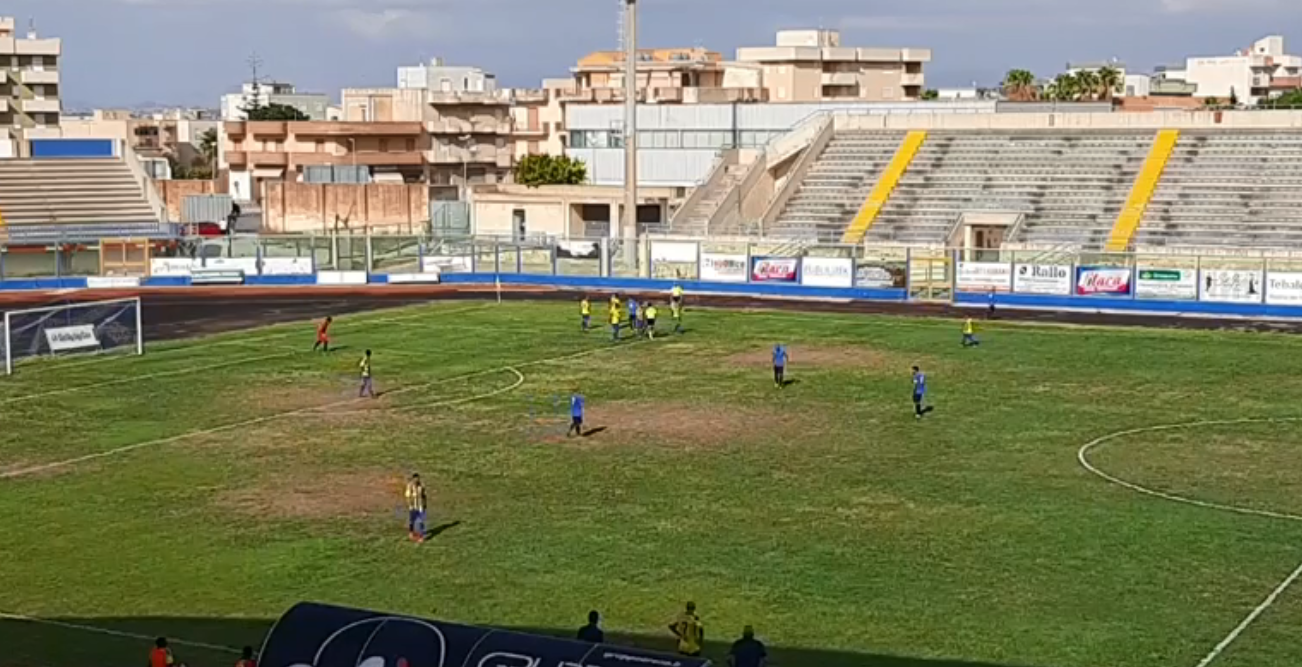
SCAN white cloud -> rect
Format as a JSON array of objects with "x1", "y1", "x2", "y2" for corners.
[{"x1": 324, "y1": 7, "x2": 440, "y2": 39}]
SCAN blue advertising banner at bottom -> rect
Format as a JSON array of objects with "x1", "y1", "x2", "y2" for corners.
[{"x1": 260, "y1": 602, "x2": 714, "y2": 667}]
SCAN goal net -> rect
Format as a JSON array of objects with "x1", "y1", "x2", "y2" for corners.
[{"x1": 2, "y1": 297, "x2": 143, "y2": 374}]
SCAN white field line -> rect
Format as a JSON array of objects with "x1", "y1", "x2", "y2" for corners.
[
  {"x1": 0, "y1": 611, "x2": 242, "y2": 654},
  {"x1": 1077, "y1": 417, "x2": 1302, "y2": 667},
  {"x1": 11, "y1": 303, "x2": 494, "y2": 374},
  {"x1": 0, "y1": 339, "x2": 643, "y2": 480}
]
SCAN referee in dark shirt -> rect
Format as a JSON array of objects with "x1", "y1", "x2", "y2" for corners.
[
  {"x1": 728, "y1": 626, "x2": 767, "y2": 667},
  {"x1": 577, "y1": 610, "x2": 604, "y2": 643}
]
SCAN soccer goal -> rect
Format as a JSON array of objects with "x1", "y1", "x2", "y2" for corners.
[{"x1": 2, "y1": 297, "x2": 143, "y2": 374}]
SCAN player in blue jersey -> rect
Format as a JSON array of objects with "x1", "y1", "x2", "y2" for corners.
[
  {"x1": 772, "y1": 344, "x2": 788, "y2": 388},
  {"x1": 627, "y1": 298, "x2": 640, "y2": 334},
  {"x1": 912, "y1": 365, "x2": 933, "y2": 418},
  {"x1": 567, "y1": 391, "x2": 585, "y2": 437}
]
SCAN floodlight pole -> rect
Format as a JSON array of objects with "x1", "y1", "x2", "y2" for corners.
[{"x1": 623, "y1": 0, "x2": 638, "y2": 246}]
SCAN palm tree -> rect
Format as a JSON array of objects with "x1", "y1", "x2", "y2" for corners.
[
  {"x1": 1096, "y1": 66, "x2": 1123, "y2": 100},
  {"x1": 1002, "y1": 69, "x2": 1038, "y2": 101},
  {"x1": 198, "y1": 128, "x2": 218, "y2": 172},
  {"x1": 1049, "y1": 74, "x2": 1081, "y2": 102},
  {"x1": 1075, "y1": 70, "x2": 1101, "y2": 101}
]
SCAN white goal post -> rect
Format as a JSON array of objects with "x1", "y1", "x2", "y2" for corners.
[{"x1": 2, "y1": 297, "x2": 144, "y2": 375}]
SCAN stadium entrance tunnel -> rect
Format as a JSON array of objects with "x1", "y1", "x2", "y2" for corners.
[{"x1": 259, "y1": 602, "x2": 714, "y2": 667}]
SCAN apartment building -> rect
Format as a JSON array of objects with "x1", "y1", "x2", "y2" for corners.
[
  {"x1": 510, "y1": 78, "x2": 571, "y2": 159},
  {"x1": 398, "y1": 57, "x2": 497, "y2": 93},
  {"x1": 1173, "y1": 36, "x2": 1302, "y2": 104},
  {"x1": 220, "y1": 82, "x2": 332, "y2": 121},
  {"x1": 0, "y1": 16, "x2": 62, "y2": 149},
  {"x1": 342, "y1": 85, "x2": 514, "y2": 190},
  {"x1": 735, "y1": 30, "x2": 930, "y2": 102},
  {"x1": 564, "y1": 47, "x2": 766, "y2": 104},
  {"x1": 61, "y1": 108, "x2": 218, "y2": 163},
  {"x1": 222, "y1": 121, "x2": 427, "y2": 202}
]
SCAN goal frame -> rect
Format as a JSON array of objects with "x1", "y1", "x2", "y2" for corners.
[{"x1": 3, "y1": 296, "x2": 144, "y2": 375}]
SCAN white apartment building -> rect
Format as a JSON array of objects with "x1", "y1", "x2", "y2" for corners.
[
  {"x1": 0, "y1": 16, "x2": 62, "y2": 149},
  {"x1": 398, "y1": 58, "x2": 497, "y2": 93},
  {"x1": 219, "y1": 81, "x2": 331, "y2": 121},
  {"x1": 1177, "y1": 36, "x2": 1302, "y2": 104}
]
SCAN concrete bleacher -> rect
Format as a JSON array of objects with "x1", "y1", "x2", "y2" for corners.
[
  {"x1": 869, "y1": 131, "x2": 1151, "y2": 248},
  {"x1": 1133, "y1": 132, "x2": 1302, "y2": 250},
  {"x1": 0, "y1": 158, "x2": 161, "y2": 230},
  {"x1": 769, "y1": 131, "x2": 905, "y2": 240}
]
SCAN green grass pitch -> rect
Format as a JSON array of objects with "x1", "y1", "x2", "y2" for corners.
[{"x1": 3, "y1": 300, "x2": 1302, "y2": 667}]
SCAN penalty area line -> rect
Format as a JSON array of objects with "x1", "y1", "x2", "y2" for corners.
[
  {"x1": 0, "y1": 611, "x2": 242, "y2": 654},
  {"x1": 1076, "y1": 417, "x2": 1302, "y2": 667},
  {"x1": 0, "y1": 339, "x2": 642, "y2": 479}
]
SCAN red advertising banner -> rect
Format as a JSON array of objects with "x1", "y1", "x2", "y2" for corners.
[{"x1": 750, "y1": 256, "x2": 799, "y2": 283}]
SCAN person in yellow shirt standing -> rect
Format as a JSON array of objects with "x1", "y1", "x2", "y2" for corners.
[
  {"x1": 358, "y1": 349, "x2": 375, "y2": 398},
  {"x1": 644, "y1": 302, "x2": 659, "y2": 339},
  {"x1": 405, "y1": 473, "x2": 427, "y2": 542},
  {"x1": 580, "y1": 296, "x2": 592, "y2": 332},
  {"x1": 668, "y1": 601, "x2": 704, "y2": 657},
  {"x1": 609, "y1": 298, "x2": 623, "y2": 342},
  {"x1": 962, "y1": 317, "x2": 980, "y2": 347}
]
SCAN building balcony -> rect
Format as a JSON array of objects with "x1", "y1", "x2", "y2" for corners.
[
  {"x1": 820, "y1": 72, "x2": 859, "y2": 87},
  {"x1": 425, "y1": 90, "x2": 512, "y2": 106},
  {"x1": 426, "y1": 145, "x2": 507, "y2": 165},
  {"x1": 513, "y1": 123, "x2": 548, "y2": 137},
  {"x1": 18, "y1": 70, "x2": 59, "y2": 85},
  {"x1": 230, "y1": 151, "x2": 289, "y2": 167},
  {"x1": 426, "y1": 118, "x2": 512, "y2": 135},
  {"x1": 0, "y1": 37, "x2": 62, "y2": 56},
  {"x1": 512, "y1": 88, "x2": 549, "y2": 103},
  {"x1": 0, "y1": 99, "x2": 7, "y2": 113},
  {"x1": 292, "y1": 121, "x2": 423, "y2": 136},
  {"x1": 557, "y1": 88, "x2": 596, "y2": 103},
  {"x1": 337, "y1": 151, "x2": 425, "y2": 167},
  {"x1": 900, "y1": 72, "x2": 925, "y2": 86},
  {"x1": 683, "y1": 87, "x2": 768, "y2": 103},
  {"x1": 247, "y1": 121, "x2": 288, "y2": 136},
  {"x1": 16, "y1": 98, "x2": 60, "y2": 114},
  {"x1": 223, "y1": 121, "x2": 247, "y2": 136}
]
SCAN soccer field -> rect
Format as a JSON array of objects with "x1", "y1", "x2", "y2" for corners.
[{"x1": 3, "y1": 300, "x2": 1302, "y2": 667}]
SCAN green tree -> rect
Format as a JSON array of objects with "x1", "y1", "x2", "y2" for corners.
[
  {"x1": 1002, "y1": 69, "x2": 1038, "y2": 101},
  {"x1": 243, "y1": 101, "x2": 310, "y2": 121},
  {"x1": 1267, "y1": 89, "x2": 1302, "y2": 108},
  {"x1": 198, "y1": 128, "x2": 218, "y2": 170},
  {"x1": 1096, "y1": 66, "x2": 1123, "y2": 100},
  {"x1": 921, "y1": 89, "x2": 939, "y2": 100},
  {"x1": 1074, "y1": 70, "x2": 1100, "y2": 100},
  {"x1": 514, "y1": 154, "x2": 587, "y2": 187}
]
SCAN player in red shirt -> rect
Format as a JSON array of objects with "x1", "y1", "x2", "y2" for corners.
[
  {"x1": 313, "y1": 316, "x2": 333, "y2": 353},
  {"x1": 235, "y1": 646, "x2": 257, "y2": 667}
]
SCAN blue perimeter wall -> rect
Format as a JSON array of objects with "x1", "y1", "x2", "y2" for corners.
[{"x1": 5, "y1": 272, "x2": 1302, "y2": 320}]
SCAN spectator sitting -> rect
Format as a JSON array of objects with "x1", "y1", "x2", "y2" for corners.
[
  {"x1": 668, "y1": 601, "x2": 704, "y2": 657},
  {"x1": 150, "y1": 637, "x2": 186, "y2": 667},
  {"x1": 576, "y1": 610, "x2": 605, "y2": 643},
  {"x1": 727, "y1": 625, "x2": 766, "y2": 667}
]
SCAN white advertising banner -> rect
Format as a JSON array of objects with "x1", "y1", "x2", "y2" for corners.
[
  {"x1": 316, "y1": 271, "x2": 369, "y2": 285},
  {"x1": 150, "y1": 258, "x2": 200, "y2": 276},
  {"x1": 700, "y1": 253, "x2": 748, "y2": 283},
  {"x1": 1135, "y1": 267, "x2": 1197, "y2": 300},
  {"x1": 260, "y1": 257, "x2": 315, "y2": 276},
  {"x1": 800, "y1": 257, "x2": 854, "y2": 288},
  {"x1": 387, "y1": 273, "x2": 442, "y2": 284},
  {"x1": 1265, "y1": 272, "x2": 1302, "y2": 305},
  {"x1": 650, "y1": 241, "x2": 698, "y2": 264},
  {"x1": 205, "y1": 257, "x2": 260, "y2": 274},
  {"x1": 422, "y1": 256, "x2": 472, "y2": 273},
  {"x1": 45, "y1": 324, "x2": 100, "y2": 352},
  {"x1": 956, "y1": 262, "x2": 1013, "y2": 292},
  {"x1": 1012, "y1": 264, "x2": 1071, "y2": 295},
  {"x1": 86, "y1": 276, "x2": 141, "y2": 288},
  {"x1": 1199, "y1": 269, "x2": 1264, "y2": 304}
]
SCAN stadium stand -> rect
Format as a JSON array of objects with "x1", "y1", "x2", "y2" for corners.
[
  {"x1": 671, "y1": 162, "x2": 747, "y2": 236},
  {"x1": 0, "y1": 158, "x2": 162, "y2": 228},
  {"x1": 870, "y1": 130, "x2": 1153, "y2": 248},
  {"x1": 769, "y1": 131, "x2": 905, "y2": 240},
  {"x1": 1133, "y1": 131, "x2": 1302, "y2": 250}
]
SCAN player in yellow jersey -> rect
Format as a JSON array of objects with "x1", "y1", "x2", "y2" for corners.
[
  {"x1": 609, "y1": 300, "x2": 623, "y2": 342},
  {"x1": 669, "y1": 602, "x2": 704, "y2": 657},
  {"x1": 404, "y1": 473, "x2": 427, "y2": 542},
  {"x1": 671, "y1": 284, "x2": 684, "y2": 309},
  {"x1": 580, "y1": 296, "x2": 592, "y2": 332},
  {"x1": 644, "y1": 302, "x2": 659, "y2": 339},
  {"x1": 962, "y1": 317, "x2": 980, "y2": 347},
  {"x1": 670, "y1": 299, "x2": 683, "y2": 334},
  {"x1": 358, "y1": 349, "x2": 375, "y2": 397}
]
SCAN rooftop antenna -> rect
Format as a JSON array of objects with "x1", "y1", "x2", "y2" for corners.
[
  {"x1": 27, "y1": 18, "x2": 36, "y2": 39},
  {"x1": 247, "y1": 53, "x2": 264, "y2": 95}
]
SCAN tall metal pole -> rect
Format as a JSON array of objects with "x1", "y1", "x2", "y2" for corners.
[{"x1": 623, "y1": 0, "x2": 638, "y2": 242}]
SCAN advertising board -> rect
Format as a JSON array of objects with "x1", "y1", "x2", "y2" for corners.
[
  {"x1": 700, "y1": 253, "x2": 747, "y2": 282},
  {"x1": 1012, "y1": 264, "x2": 1071, "y2": 295},
  {"x1": 1075, "y1": 266, "x2": 1132, "y2": 296},
  {"x1": 1135, "y1": 267, "x2": 1197, "y2": 300},
  {"x1": 1199, "y1": 269, "x2": 1263, "y2": 304},
  {"x1": 956, "y1": 262, "x2": 1013, "y2": 292},
  {"x1": 800, "y1": 257, "x2": 854, "y2": 287},
  {"x1": 750, "y1": 256, "x2": 799, "y2": 283}
]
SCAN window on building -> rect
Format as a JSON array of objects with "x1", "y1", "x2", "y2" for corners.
[
  {"x1": 379, "y1": 139, "x2": 389, "y2": 152},
  {"x1": 31, "y1": 55, "x2": 43, "y2": 71},
  {"x1": 569, "y1": 131, "x2": 587, "y2": 148}
]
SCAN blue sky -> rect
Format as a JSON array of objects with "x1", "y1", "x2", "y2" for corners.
[{"x1": 16, "y1": 0, "x2": 1302, "y2": 108}]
